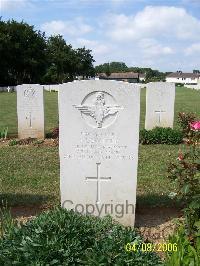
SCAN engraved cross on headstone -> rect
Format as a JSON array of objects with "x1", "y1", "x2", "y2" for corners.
[
  {"x1": 26, "y1": 112, "x2": 32, "y2": 128},
  {"x1": 155, "y1": 109, "x2": 166, "y2": 124},
  {"x1": 86, "y1": 163, "x2": 111, "y2": 204}
]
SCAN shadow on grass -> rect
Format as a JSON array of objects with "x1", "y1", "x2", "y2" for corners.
[
  {"x1": 135, "y1": 194, "x2": 183, "y2": 228},
  {"x1": 0, "y1": 193, "x2": 57, "y2": 207},
  {"x1": 0, "y1": 193, "x2": 183, "y2": 228},
  {"x1": 136, "y1": 194, "x2": 183, "y2": 208}
]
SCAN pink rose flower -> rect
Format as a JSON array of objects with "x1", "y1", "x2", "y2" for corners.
[
  {"x1": 177, "y1": 151, "x2": 184, "y2": 161},
  {"x1": 190, "y1": 121, "x2": 200, "y2": 131}
]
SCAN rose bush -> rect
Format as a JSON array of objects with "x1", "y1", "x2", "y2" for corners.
[
  {"x1": 168, "y1": 112, "x2": 200, "y2": 240},
  {"x1": 190, "y1": 121, "x2": 200, "y2": 131},
  {"x1": 167, "y1": 112, "x2": 200, "y2": 265}
]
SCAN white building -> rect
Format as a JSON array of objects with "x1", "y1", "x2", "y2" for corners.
[
  {"x1": 166, "y1": 71, "x2": 200, "y2": 85},
  {"x1": 139, "y1": 73, "x2": 146, "y2": 82}
]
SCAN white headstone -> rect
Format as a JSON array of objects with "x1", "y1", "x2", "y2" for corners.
[
  {"x1": 145, "y1": 82, "x2": 175, "y2": 130},
  {"x1": 17, "y1": 84, "x2": 44, "y2": 139},
  {"x1": 59, "y1": 80, "x2": 140, "y2": 226}
]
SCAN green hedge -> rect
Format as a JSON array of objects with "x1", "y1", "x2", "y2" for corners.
[
  {"x1": 0, "y1": 207, "x2": 162, "y2": 265},
  {"x1": 140, "y1": 127, "x2": 183, "y2": 145}
]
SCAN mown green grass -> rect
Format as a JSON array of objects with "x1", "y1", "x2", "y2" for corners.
[
  {"x1": 140, "y1": 86, "x2": 200, "y2": 129},
  {"x1": 0, "y1": 87, "x2": 199, "y2": 136},
  {"x1": 137, "y1": 144, "x2": 179, "y2": 206},
  {"x1": 0, "y1": 144, "x2": 181, "y2": 207},
  {"x1": 0, "y1": 145, "x2": 60, "y2": 206},
  {"x1": 0, "y1": 86, "x2": 199, "y2": 207},
  {"x1": 0, "y1": 91, "x2": 58, "y2": 137}
]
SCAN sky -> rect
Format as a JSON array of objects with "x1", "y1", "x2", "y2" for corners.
[{"x1": 1, "y1": 0, "x2": 200, "y2": 72}]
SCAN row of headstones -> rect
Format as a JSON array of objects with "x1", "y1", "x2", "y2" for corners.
[
  {"x1": 4, "y1": 83, "x2": 200, "y2": 92},
  {"x1": 17, "y1": 81, "x2": 175, "y2": 226},
  {"x1": 17, "y1": 81, "x2": 175, "y2": 139},
  {"x1": 0, "y1": 86, "x2": 16, "y2": 92},
  {"x1": 185, "y1": 84, "x2": 200, "y2": 90},
  {"x1": 0, "y1": 84, "x2": 60, "y2": 92}
]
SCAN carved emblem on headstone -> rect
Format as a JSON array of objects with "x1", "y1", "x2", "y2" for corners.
[
  {"x1": 73, "y1": 91, "x2": 123, "y2": 128},
  {"x1": 24, "y1": 87, "x2": 35, "y2": 98}
]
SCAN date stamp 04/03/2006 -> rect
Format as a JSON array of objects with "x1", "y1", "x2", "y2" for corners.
[{"x1": 125, "y1": 242, "x2": 178, "y2": 253}]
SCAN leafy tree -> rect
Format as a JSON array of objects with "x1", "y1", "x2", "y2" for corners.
[
  {"x1": 0, "y1": 19, "x2": 95, "y2": 85},
  {"x1": 43, "y1": 38, "x2": 95, "y2": 83},
  {"x1": 0, "y1": 19, "x2": 47, "y2": 85},
  {"x1": 95, "y1": 61, "x2": 128, "y2": 74},
  {"x1": 145, "y1": 69, "x2": 166, "y2": 82},
  {"x1": 193, "y1": 70, "x2": 200, "y2": 74},
  {"x1": 128, "y1": 67, "x2": 151, "y2": 74},
  {"x1": 95, "y1": 62, "x2": 166, "y2": 82},
  {"x1": 109, "y1": 62, "x2": 128, "y2": 72},
  {"x1": 43, "y1": 35, "x2": 75, "y2": 83},
  {"x1": 95, "y1": 63, "x2": 108, "y2": 74},
  {"x1": 105, "y1": 62, "x2": 111, "y2": 76},
  {"x1": 74, "y1": 47, "x2": 95, "y2": 79}
]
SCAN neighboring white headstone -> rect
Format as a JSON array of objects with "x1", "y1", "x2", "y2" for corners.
[
  {"x1": 185, "y1": 84, "x2": 200, "y2": 90},
  {"x1": 145, "y1": 82, "x2": 175, "y2": 130},
  {"x1": 17, "y1": 84, "x2": 44, "y2": 139},
  {"x1": 59, "y1": 80, "x2": 141, "y2": 226},
  {"x1": 43, "y1": 84, "x2": 60, "y2": 92}
]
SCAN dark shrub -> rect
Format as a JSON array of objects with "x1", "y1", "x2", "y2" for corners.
[
  {"x1": 0, "y1": 207, "x2": 162, "y2": 265},
  {"x1": 51, "y1": 127, "x2": 59, "y2": 138},
  {"x1": 140, "y1": 127, "x2": 183, "y2": 145},
  {"x1": 46, "y1": 127, "x2": 59, "y2": 139}
]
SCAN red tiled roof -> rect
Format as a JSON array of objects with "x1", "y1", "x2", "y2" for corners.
[
  {"x1": 98, "y1": 72, "x2": 140, "y2": 79},
  {"x1": 167, "y1": 72, "x2": 200, "y2": 79}
]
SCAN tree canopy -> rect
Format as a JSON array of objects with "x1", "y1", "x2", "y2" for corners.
[
  {"x1": 95, "y1": 62, "x2": 166, "y2": 82},
  {"x1": 0, "y1": 20, "x2": 47, "y2": 85},
  {"x1": 0, "y1": 19, "x2": 168, "y2": 85},
  {"x1": 95, "y1": 62, "x2": 128, "y2": 74},
  {"x1": 0, "y1": 19, "x2": 95, "y2": 85}
]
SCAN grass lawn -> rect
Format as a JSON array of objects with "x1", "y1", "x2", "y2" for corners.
[
  {"x1": 0, "y1": 91, "x2": 59, "y2": 137},
  {"x1": 140, "y1": 86, "x2": 200, "y2": 129},
  {"x1": 0, "y1": 87, "x2": 200, "y2": 136},
  {"x1": 0, "y1": 143, "x2": 180, "y2": 207},
  {"x1": 0, "y1": 86, "x2": 199, "y2": 208}
]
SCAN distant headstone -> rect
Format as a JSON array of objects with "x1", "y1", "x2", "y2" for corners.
[
  {"x1": 17, "y1": 84, "x2": 44, "y2": 139},
  {"x1": 59, "y1": 80, "x2": 141, "y2": 226},
  {"x1": 145, "y1": 82, "x2": 175, "y2": 130}
]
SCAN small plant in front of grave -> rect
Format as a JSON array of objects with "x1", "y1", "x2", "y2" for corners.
[
  {"x1": 0, "y1": 127, "x2": 8, "y2": 139},
  {"x1": 167, "y1": 113, "x2": 200, "y2": 264},
  {"x1": 51, "y1": 127, "x2": 59, "y2": 138},
  {"x1": 9, "y1": 138, "x2": 38, "y2": 146},
  {"x1": 46, "y1": 127, "x2": 59, "y2": 139},
  {"x1": 140, "y1": 127, "x2": 183, "y2": 145},
  {"x1": 0, "y1": 207, "x2": 163, "y2": 265},
  {"x1": 18, "y1": 138, "x2": 37, "y2": 145},
  {"x1": 8, "y1": 139, "x2": 19, "y2": 146},
  {"x1": 165, "y1": 222, "x2": 200, "y2": 266},
  {"x1": 46, "y1": 126, "x2": 59, "y2": 139},
  {"x1": 0, "y1": 204, "x2": 16, "y2": 239},
  {"x1": 33, "y1": 139, "x2": 44, "y2": 145}
]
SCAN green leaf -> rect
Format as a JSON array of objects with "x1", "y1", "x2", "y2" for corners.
[
  {"x1": 194, "y1": 221, "x2": 200, "y2": 229},
  {"x1": 182, "y1": 184, "x2": 190, "y2": 194}
]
